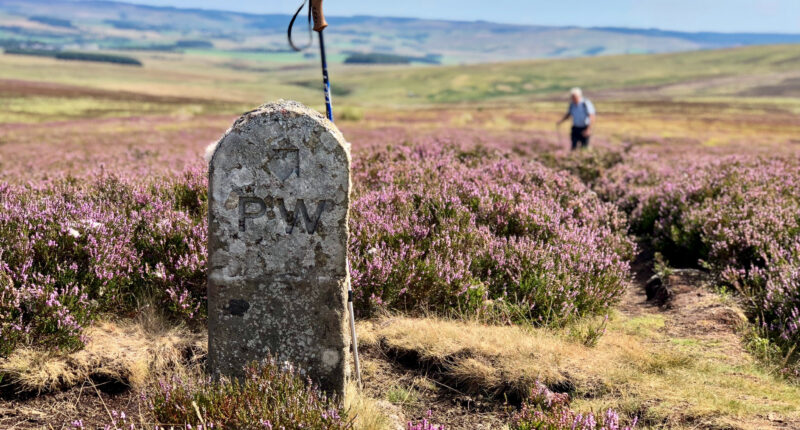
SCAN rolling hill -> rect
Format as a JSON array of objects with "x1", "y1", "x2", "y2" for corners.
[
  {"x1": 1, "y1": 41, "x2": 799, "y2": 123},
  {"x1": 1, "y1": 0, "x2": 800, "y2": 64}
]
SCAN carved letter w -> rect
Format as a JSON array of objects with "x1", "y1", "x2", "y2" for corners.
[{"x1": 277, "y1": 199, "x2": 329, "y2": 234}]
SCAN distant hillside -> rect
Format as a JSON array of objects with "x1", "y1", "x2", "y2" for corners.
[
  {"x1": 329, "y1": 44, "x2": 800, "y2": 104},
  {"x1": 594, "y1": 27, "x2": 800, "y2": 47},
  {"x1": 1, "y1": 0, "x2": 800, "y2": 64}
]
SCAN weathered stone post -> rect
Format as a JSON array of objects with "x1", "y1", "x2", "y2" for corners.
[{"x1": 207, "y1": 100, "x2": 350, "y2": 395}]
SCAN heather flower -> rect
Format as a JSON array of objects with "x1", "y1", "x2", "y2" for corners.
[
  {"x1": 407, "y1": 410, "x2": 445, "y2": 430},
  {"x1": 513, "y1": 381, "x2": 637, "y2": 430},
  {"x1": 350, "y1": 143, "x2": 633, "y2": 325},
  {"x1": 150, "y1": 360, "x2": 346, "y2": 429},
  {"x1": 0, "y1": 167, "x2": 208, "y2": 353}
]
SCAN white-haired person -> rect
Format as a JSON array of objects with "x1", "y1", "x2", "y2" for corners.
[{"x1": 557, "y1": 87, "x2": 596, "y2": 150}]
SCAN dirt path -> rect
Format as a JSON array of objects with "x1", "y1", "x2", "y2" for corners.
[
  {"x1": 617, "y1": 249, "x2": 800, "y2": 430},
  {"x1": 623, "y1": 247, "x2": 751, "y2": 361}
]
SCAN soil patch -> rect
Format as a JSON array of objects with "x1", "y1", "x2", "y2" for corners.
[
  {"x1": 360, "y1": 346, "x2": 511, "y2": 430},
  {"x1": 0, "y1": 380, "x2": 143, "y2": 429}
]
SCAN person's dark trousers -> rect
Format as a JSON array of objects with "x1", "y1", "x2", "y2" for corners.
[{"x1": 571, "y1": 126, "x2": 590, "y2": 150}]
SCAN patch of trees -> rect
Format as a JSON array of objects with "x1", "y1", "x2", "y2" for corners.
[
  {"x1": 291, "y1": 80, "x2": 352, "y2": 97},
  {"x1": 3, "y1": 48, "x2": 142, "y2": 66},
  {"x1": 344, "y1": 52, "x2": 441, "y2": 65},
  {"x1": 115, "y1": 40, "x2": 213, "y2": 52},
  {"x1": 175, "y1": 40, "x2": 213, "y2": 49},
  {"x1": 28, "y1": 16, "x2": 74, "y2": 28},
  {"x1": 235, "y1": 47, "x2": 294, "y2": 53},
  {"x1": 583, "y1": 46, "x2": 606, "y2": 56},
  {"x1": 116, "y1": 44, "x2": 180, "y2": 52},
  {"x1": 0, "y1": 40, "x2": 23, "y2": 49},
  {"x1": 4, "y1": 48, "x2": 59, "y2": 58},
  {"x1": 0, "y1": 25, "x2": 64, "y2": 38},
  {"x1": 104, "y1": 19, "x2": 171, "y2": 31},
  {"x1": 56, "y1": 51, "x2": 142, "y2": 65}
]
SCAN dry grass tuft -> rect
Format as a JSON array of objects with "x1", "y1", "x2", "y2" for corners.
[
  {"x1": 359, "y1": 315, "x2": 800, "y2": 429},
  {"x1": 0, "y1": 312, "x2": 205, "y2": 394},
  {"x1": 362, "y1": 316, "x2": 583, "y2": 400},
  {"x1": 345, "y1": 382, "x2": 403, "y2": 430}
]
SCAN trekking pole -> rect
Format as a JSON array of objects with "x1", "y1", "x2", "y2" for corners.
[
  {"x1": 289, "y1": 0, "x2": 362, "y2": 388},
  {"x1": 288, "y1": 0, "x2": 334, "y2": 121},
  {"x1": 345, "y1": 258, "x2": 362, "y2": 389},
  {"x1": 311, "y1": 0, "x2": 334, "y2": 122}
]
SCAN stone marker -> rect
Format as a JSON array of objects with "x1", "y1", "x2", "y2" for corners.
[{"x1": 207, "y1": 100, "x2": 351, "y2": 395}]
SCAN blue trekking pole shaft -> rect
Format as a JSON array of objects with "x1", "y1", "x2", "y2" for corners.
[
  {"x1": 311, "y1": 0, "x2": 361, "y2": 388},
  {"x1": 318, "y1": 31, "x2": 334, "y2": 122},
  {"x1": 311, "y1": 0, "x2": 333, "y2": 122}
]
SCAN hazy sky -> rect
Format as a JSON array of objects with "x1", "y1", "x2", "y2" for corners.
[{"x1": 112, "y1": 0, "x2": 800, "y2": 33}]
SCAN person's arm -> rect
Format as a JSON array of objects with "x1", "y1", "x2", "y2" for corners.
[
  {"x1": 557, "y1": 109, "x2": 571, "y2": 125},
  {"x1": 584, "y1": 113, "x2": 596, "y2": 136}
]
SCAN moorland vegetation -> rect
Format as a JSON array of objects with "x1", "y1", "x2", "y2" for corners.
[{"x1": 0, "y1": 43, "x2": 798, "y2": 429}]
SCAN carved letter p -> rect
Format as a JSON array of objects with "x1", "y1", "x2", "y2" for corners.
[{"x1": 238, "y1": 196, "x2": 266, "y2": 232}]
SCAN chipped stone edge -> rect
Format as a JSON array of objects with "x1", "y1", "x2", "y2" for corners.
[{"x1": 207, "y1": 99, "x2": 350, "y2": 168}]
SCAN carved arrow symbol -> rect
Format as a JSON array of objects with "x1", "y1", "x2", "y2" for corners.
[{"x1": 267, "y1": 146, "x2": 300, "y2": 182}]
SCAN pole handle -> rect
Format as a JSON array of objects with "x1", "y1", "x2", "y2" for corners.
[{"x1": 311, "y1": 0, "x2": 328, "y2": 32}]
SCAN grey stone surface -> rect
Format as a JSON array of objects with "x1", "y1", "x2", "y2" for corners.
[{"x1": 207, "y1": 100, "x2": 351, "y2": 395}]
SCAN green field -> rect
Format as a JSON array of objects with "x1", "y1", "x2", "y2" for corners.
[
  {"x1": 2, "y1": 44, "x2": 800, "y2": 114},
  {"x1": 2, "y1": 44, "x2": 800, "y2": 158}
]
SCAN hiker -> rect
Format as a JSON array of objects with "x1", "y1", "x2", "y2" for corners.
[{"x1": 557, "y1": 87, "x2": 596, "y2": 150}]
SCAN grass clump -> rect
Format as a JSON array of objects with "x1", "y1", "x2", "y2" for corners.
[
  {"x1": 567, "y1": 315, "x2": 609, "y2": 347},
  {"x1": 386, "y1": 385, "x2": 417, "y2": 408},
  {"x1": 344, "y1": 382, "x2": 395, "y2": 430},
  {"x1": 744, "y1": 328, "x2": 800, "y2": 380},
  {"x1": 0, "y1": 316, "x2": 203, "y2": 394},
  {"x1": 337, "y1": 106, "x2": 365, "y2": 121}
]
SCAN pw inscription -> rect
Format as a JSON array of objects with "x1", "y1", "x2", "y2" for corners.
[{"x1": 238, "y1": 196, "x2": 331, "y2": 234}]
